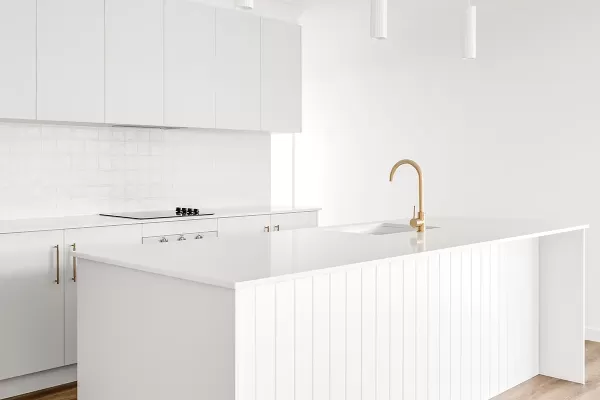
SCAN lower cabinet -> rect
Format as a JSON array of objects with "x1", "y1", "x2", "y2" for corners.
[
  {"x1": 0, "y1": 210, "x2": 318, "y2": 384},
  {"x1": 0, "y1": 230, "x2": 65, "y2": 381},
  {"x1": 63, "y1": 225, "x2": 142, "y2": 365}
]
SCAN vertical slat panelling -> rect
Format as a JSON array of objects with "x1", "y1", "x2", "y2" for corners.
[
  {"x1": 330, "y1": 271, "x2": 347, "y2": 400},
  {"x1": 236, "y1": 287, "x2": 256, "y2": 400},
  {"x1": 489, "y1": 244, "x2": 500, "y2": 396},
  {"x1": 362, "y1": 265, "x2": 377, "y2": 400},
  {"x1": 480, "y1": 245, "x2": 491, "y2": 399},
  {"x1": 461, "y1": 249, "x2": 473, "y2": 400},
  {"x1": 313, "y1": 273, "x2": 330, "y2": 400},
  {"x1": 428, "y1": 253, "x2": 441, "y2": 400},
  {"x1": 390, "y1": 259, "x2": 404, "y2": 400},
  {"x1": 376, "y1": 262, "x2": 391, "y2": 400},
  {"x1": 255, "y1": 284, "x2": 276, "y2": 400},
  {"x1": 450, "y1": 250, "x2": 462, "y2": 400},
  {"x1": 505, "y1": 241, "x2": 519, "y2": 389},
  {"x1": 439, "y1": 251, "x2": 452, "y2": 400},
  {"x1": 275, "y1": 280, "x2": 295, "y2": 400},
  {"x1": 416, "y1": 255, "x2": 429, "y2": 399},
  {"x1": 243, "y1": 238, "x2": 540, "y2": 400},
  {"x1": 471, "y1": 246, "x2": 482, "y2": 400},
  {"x1": 498, "y1": 243, "x2": 508, "y2": 392},
  {"x1": 403, "y1": 257, "x2": 417, "y2": 400},
  {"x1": 346, "y1": 268, "x2": 362, "y2": 400},
  {"x1": 295, "y1": 277, "x2": 313, "y2": 400}
]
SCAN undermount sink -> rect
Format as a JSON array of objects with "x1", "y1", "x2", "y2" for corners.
[{"x1": 328, "y1": 222, "x2": 439, "y2": 236}]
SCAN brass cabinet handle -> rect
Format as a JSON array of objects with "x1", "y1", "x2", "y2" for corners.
[
  {"x1": 159, "y1": 237, "x2": 168, "y2": 243},
  {"x1": 54, "y1": 245, "x2": 60, "y2": 285},
  {"x1": 177, "y1": 235, "x2": 186, "y2": 241},
  {"x1": 264, "y1": 226, "x2": 270, "y2": 233},
  {"x1": 195, "y1": 234, "x2": 204, "y2": 240},
  {"x1": 274, "y1": 225, "x2": 280, "y2": 232},
  {"x1": 71, "y1": 243, "x2": 77, "y2": 282}
]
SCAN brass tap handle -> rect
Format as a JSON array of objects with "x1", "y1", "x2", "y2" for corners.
[
  {"x1": 412, "y1": 205, "x2": 416, "y2": 219},
  {"x1": 71, "y1": 243, "x2": 77, "y2": 282},
  {"x1": 54, "y1": 245, "x2": 60, "y2": 285}
]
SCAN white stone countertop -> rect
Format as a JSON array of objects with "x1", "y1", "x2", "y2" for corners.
[
  {"x1": 0, "y1": 206, "x2": 321, "y2": 235},
  {"x1": 75, "y1": 217, "x2": 589, "y2": 289}
]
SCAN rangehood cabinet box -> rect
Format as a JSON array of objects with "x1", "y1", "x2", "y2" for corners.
[{"x1": 0, "y1": 0, "x2": 301, "y2": 133}]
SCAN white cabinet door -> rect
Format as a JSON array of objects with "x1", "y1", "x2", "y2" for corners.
[
  {"x1": 218, "y1": 215, "x2": 271, "y2": 237},
  {"x1": 0, "y1": 0, "x2": 36, "y2": 120},
  {"x1": 0, "y1": 230, "x2": 64, "y2": 380},
  {"x1": 261, "y1": 19, "x2": 302, "y2": 133},
  {"x1": 37, "y1": 0, "x2": 104, "y2": 123},
  {"x1": 271, "y1": 212, "x2": 318, "y2": 232},
  {"x1": 215, "y1": 9, "x2": 261, "y2": 131},
  {"x1": 105, "y1": 0, "x2": 163, "y2": 126},
  {"x1": 64, "y1": 225, "x2": 142, "y2": 365},
  {"x1": 164, "y1": 0, "x2": 215, "y2": 128}
]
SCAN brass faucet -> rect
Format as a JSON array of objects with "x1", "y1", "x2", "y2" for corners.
[{"x1": 389, "y1": 159, "x2": 425, "y2": 232}]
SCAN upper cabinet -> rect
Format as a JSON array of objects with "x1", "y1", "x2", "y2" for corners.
[
  {"x1": 37, "y1": 0, "x2": 105, "y2": 123},
  {"x1": 261, "y1": 19, "x2": 302, "y2": 133},
  {"x1": 0, "y1": 0, "x2": 36, "y2": 120},
  {"x1": 215, "y1": 9, "x2": 261, "y2": 131},
  {"x1": 105, "y1": 0, "x2": 163, "y2": 126},
  {"x1": 0, "y1": 0, "x2": 301, "y2": 132},
  {"x1": 164, "y1": 0, "x2": 216, "y2": 128}
]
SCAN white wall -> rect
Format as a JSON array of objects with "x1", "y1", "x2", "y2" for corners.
[
  {"x1": 296, "y1": 0, "x2": 600, "y2": 333},
  {"x1": 0, "y1": 122, "x2": 270, "y2": 219}
]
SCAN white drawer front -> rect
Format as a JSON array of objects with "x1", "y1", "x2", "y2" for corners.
[
  {"x1": 271, "y1": 211, "x2": 318, "y2": 231},
  {"x1": 142, "y1": 219, "x2": 218, "y2": 237}
]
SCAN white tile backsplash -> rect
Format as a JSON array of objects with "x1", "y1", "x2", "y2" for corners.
[{"x1": 0, "y1": 122, "x2": 271, "y2": 219}]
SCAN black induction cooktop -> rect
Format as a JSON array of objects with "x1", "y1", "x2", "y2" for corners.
[{"x1": 100, "y1": 208, "x2": 214, "y2": 220}]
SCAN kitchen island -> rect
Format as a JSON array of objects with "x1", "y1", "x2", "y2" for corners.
[{"x1": 76, "y1": 217, "x2": 587, "y2": 400}]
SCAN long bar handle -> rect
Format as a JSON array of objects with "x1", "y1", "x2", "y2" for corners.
[
  {"x1": 54, "y1": 245, "x2": 60, "y2": 285},
  {"x1": 71, "y1": 243, "x2": 77, "y2": 282}
]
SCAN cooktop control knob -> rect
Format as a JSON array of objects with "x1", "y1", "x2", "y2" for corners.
[
  {"x1": 176, "y1": 207, "x2": 182, "y2": 213},
  {"x1": 186, "y1": 208, "x2": 193, "y2": 215},
  {"x1": 193, "y1": 209, "x2": 199, "y2": 215}
]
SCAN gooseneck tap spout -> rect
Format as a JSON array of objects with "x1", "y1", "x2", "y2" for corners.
[{"x1": 389, "y1": 159, "x2": 425, "y2": 232}]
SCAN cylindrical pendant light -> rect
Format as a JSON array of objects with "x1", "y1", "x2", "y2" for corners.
[
  {"x1": 464, "y1": 5, "x2": 477, "y2": 59},
  {"x1": 371, "y1": 0, "x2": 388, "y2": 39},
  {"x1": 235, "y1": 0, "x2": 253, "y2": 10}
]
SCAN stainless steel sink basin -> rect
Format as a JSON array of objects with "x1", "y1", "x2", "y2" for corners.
[{"x1": 328, "y1": 222, "x2": 439, "y2": 236}]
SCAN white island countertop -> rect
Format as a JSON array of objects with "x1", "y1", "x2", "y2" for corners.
[{"x1": 75, "y1": 217, "x2": 588, "y2": 289}]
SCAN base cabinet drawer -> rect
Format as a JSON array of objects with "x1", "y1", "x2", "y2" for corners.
[
  {"x1": 271, "y1": 211, "x2": 318, "y2": 232},
  {"x1": 217, "y1": 215, "x2": 272, "y2": 237}
]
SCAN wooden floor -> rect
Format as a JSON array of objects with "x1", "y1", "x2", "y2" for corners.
[
  {"x1": 13, "y1": 342, "x2": 600, "y2": 400},
  {"x1": 495, "y1": 341, "x2": 600, "y2": 400}
]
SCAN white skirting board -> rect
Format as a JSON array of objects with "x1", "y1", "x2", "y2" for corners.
[
  {"x1": 587, "y1": 328, "x2": 600, "y2": 343},
  {"x1": 0, "y1": 365, "x2": 76, "y2": 400}
]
